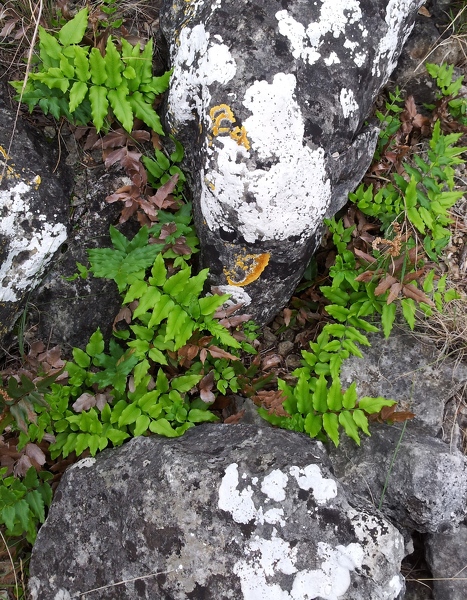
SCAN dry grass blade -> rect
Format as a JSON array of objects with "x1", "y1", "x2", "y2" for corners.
[
  {"x1": 415, "y1": 297, "x2": 467, "y2": 365},
  {"x1": 0, "y1": 528, "x2": 19, "y2": 598}
]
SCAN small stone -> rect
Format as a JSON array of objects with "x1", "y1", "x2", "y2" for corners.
[{"x1": 278, "y1": 341, "x2": 294, "y2": 357}]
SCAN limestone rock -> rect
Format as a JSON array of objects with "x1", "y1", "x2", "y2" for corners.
[
  {"x1": 29, "y1": 425, "x2": 406, "y2": 599},
  {"x1": 29, "y1": 161, "x2": 140, "y2": 350},
  {"x1": 425, "y1": 525, "x2": 467, "y2": 600},
  {"x1": 160, "y1": 0, "x2": 424, "y2": 323},
  {"x1": 0, "y1": 84, "x2": 72, "y2": 346},
  {"x1": 328, "y1": 423, "x2": 467, "y2": 534},
  {"x1": 339, "y1": 329, "x2": 467, "y2": 435}
]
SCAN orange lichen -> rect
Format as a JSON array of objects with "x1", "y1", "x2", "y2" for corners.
[
  {"x1": 224, "y1": 252, "x2": 270, "y2": 286},
  {"x1": 209, "y1": 104, "x2": 250, "y2": 150},
  {"x1": 230, "y1": 126, "x2": 250, "y2": 150},
  {"x1": 210, "y1": 104, "x2": 235, "y2": 135}
]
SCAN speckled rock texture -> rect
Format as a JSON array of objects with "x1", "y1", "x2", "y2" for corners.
[
  {"x1": 29, "y1": 425, "x2": 406, "y2": 600},
  {"x1": 160, "y1": 0, "x2": 425, "y2": 323},
  {"x1": 29, "y1": 161, "x2": 140, "y2": 350},
  {"x1": 328, "y1": 423, "x2": 467, "y2": 534},
  {"x1": 425, "y1": 524, "x2": 467, "y2": 600},
  {"x1": 339, "y1": 329, "x2": 467, "y2": 435},
  {"x1": 0, "y1": 83, "x2": 73, "y2": 346}
]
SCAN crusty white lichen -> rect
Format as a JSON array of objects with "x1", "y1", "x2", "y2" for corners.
[
  {"x1": 0, "y1": 180, "x2": 67, "y2": 302},
  {"x1": 275, "y1": 1, "x2": 367, "y2": 67},
  {"x1": 200, "y1": 73, "x2": 331, "y2": 244},
  {"x1": 372, "y1": 0, "x2": 424, "y2": 77},
  {"x1": 218, "y1": 463, "x2": 404, "y2": 600}
]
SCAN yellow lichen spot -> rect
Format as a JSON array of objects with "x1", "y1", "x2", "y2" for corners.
[
  {"x1": 209, "y1": 105, "x2": 251, "y2": 150},
  {"x1": 0, "y1": 146, "x2": 10, "y2": 161},
  {"x1": 32, "y1": 175, "x2": 41, "y2": 188},
  {"x1": 230, "y1": 126, "x2": 250, "y2": 150},
  {"x1": 0, "y1": 145, "x2": 18, "y2": 181},
  {"x1": 210, "y1": 104, "x2": 235, "y2": 136},
  {"x1": 224, "y1": 252, "x2": 270, "y2": 287}
]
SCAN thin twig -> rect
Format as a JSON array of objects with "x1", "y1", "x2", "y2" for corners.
[{"x1": 74, "y1": 567, "x2": 182, "y2": 597}]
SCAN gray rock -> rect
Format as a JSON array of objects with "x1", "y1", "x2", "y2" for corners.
[
  {"x1": 29, "y1": 160, "x2": 139, "y2": 351},
  {"x1": 339, "y1": 328, "x2": 467, "y2": 435},
  {"x1": 29, "y1": 425, "x2": 406, "y2": 599},
  {"x1": 0, "y1": 84, "x2": 73, "y2": 346},
  {"x1": 160, "y1": 0, "x2": 424, "y2": 323},
  {"x1": 425, "y1": 525, "x2": 467, "y2": 600},
  {"x1": 328, "y1": 423, "x2": 467, "y2": 534}
]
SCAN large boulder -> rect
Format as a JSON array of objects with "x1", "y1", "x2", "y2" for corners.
[
  {"x1": 160, "y1": 0, "x2": 425, "y2": 323},
  {"x1": 29, "y1": 425, "x2": 406, "y2": 599},
  {"x1": 339, "y1": 329, "x2": 467, "y2": 435},
  {"x1": 328, "y1": 423, "x2": 467, "y2": 534},
  {"x1": 0, "y1": 85, "x2": 72, "y2": 346}
]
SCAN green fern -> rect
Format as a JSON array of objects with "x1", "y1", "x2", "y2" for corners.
[{"x1": 10, "y1": 8, "x2": 170, "y2": 133}]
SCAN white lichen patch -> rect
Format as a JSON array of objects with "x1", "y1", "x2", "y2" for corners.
[
  {"x1": 200, "y1": 73, "x2": 331, "y2": 243},
  {"x1": 275, "y1": 1, "x2": 367, "y2": 67},
  {"x1": 347, "y1": 508, "x2": 405, "y2": 599},
  {"x1": 372, "y1": 0, "x2": 423, "y2": 77},
  {"x1": 0, "y1": 180, "x2": 67, "y2": 302},
  {"x1": 216, "y1": 463, "x2": 403, "y2": 599},
  {"x1": 289, "y1": 465, "x2": 337, "y2": 505},
  {"x1": 71, "y1": 457, "x2": 96, "y2": 470},
  {"x1": 216, "y1": 286, "x2": 252, "y2": 307},
  {"x1": 261, "y1": 470, "x2": 288, "y2": 502},
  {"x1": 339, "y1": 88, "x2": 359, "y2": 119},
  {"x1": 168, "y1": 24, "x2": 237, "y2": 124},
  {"x1": 218, "y1": 463, "x2": 257, "y2": 524},
  {"x1": 290, "y1": 542, "x2": 364, "y2": 600}
]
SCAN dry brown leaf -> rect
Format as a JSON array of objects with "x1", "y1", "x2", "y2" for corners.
[
  {"x1": 72, "y1": 392, "x2": 97, "y2": 413},
  {"x1": 283, "y1": 308, "x2": 293, "y2": 327},
  {"x1": 25, "y1": 443, "x2": 46, "y2": 466},
  {"x1": 208, "y1": 345, "x2": 239, "y2": 361},
  {"x1": 219, "y1": 314, "x2": 251, "y2": 328},
  {"x1": 261, "y1": 354, "x2": 282, "y2": 370},
  {"x1": 418, "y1": 6, "x2": 431, "y2": 16},
  {"x1": 354, "y1": 248, "x2": 377, "y2": 264},
  {"x1": 113, "y1": 306, "x2": 132, "y2": 330},
  {"x1": 14, "y1": 455, "x2": 32, "y2": 478},
  {"x1": 355, "y1": 270, "x2": 377, "y2": 283},
  {"x1": 213, "y1": 302, "x2": 244, "y2": 319},
  {"x1": 254, "y1": 389, "x2": 289, "y2": 416},
  {"x1": 402, "y1": 284, "x2": 435, "y2": 306},
  {"x1": 387, "y1": 282, "x2": 403, "y2": 304},
  {"x1": 199, "y1": 371, "x2": 216, "y2": 403},
  {"x1": 148, "y1": 174, "x2": 179, "y2": 208},
  {"x1": 375, "y1": 275, "x2": 398, "y2": 296},
  {"x1": 224, "y1": 410, "x2": 245, "y2": 424}
]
